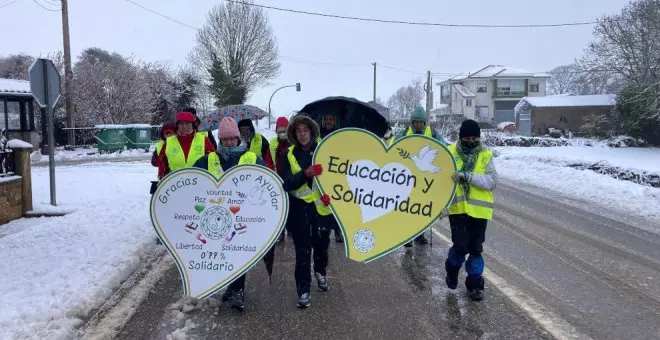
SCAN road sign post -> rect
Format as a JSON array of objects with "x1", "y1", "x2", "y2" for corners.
[{"x1": 29, "y1": 58, "x2": 61, "y2": 206}]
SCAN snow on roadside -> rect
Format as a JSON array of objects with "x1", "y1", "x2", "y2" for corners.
[
  {"x1": 497, "y1": 157, "x2": 660, "y2": 229},
  {"x1": 31, "y1": 147, "x2": 153, "y2": 165},
  {"x1": 0, "y1": 162, "x2": 158, "y2": 339},
  {"x1": 496, "y1": 146, "x2": 660, "y2": 173}
]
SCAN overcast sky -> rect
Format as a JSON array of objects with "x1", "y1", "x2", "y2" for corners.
[{"x1": 1, "y1": 0, "x2": 630, "y2": 119}]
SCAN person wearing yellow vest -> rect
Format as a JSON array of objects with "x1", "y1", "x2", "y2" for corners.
[
  {"x1": 193, "y1": 117, "x2": 263, "y2": 312},
  {"x1": 445, "y1": 119, "x2": 497, "y2": 302},
  {"x1": 279, "y1": 113, "x2": 333, "y2": 309},
  {"x1": 391, "y1": 107, "x2": 448, "y2": 247},
  {"x1": 238, "y1": 118, "x2": 274, "y2": 170},
  {"x1": 151, "y1": 122, "x2": 176, "y2": 181},
  {"x1": 159, "y1": 111, "x2": 215, "y2": 176},
  {"x1": 269, "y1": 116, "x2": 291, "y2": 243}
]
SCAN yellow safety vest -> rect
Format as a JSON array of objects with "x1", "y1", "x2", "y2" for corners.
[
  {"x1": 196, "y1": 131, "x2": 208, "y2": 139},
  {"x1": 269, "y1": 137, "x2": 279, "y2": 168},
  {"x1": 406, "y1": 125, "x2": 432, "y2": 137},
  {"x1": 249, "y1": 133, "x2": 263, "y2": 155},
  {"x1": 447, "y1": 143, "x2": 494, "y2": 220},
  {"x1": 206, "y1": 151, "x2": 258, "y2": 178},
  {"x1": 155, "y1": 140, "x2": 164, "y2": 155},
  {"x1": 165, "y1": 134, "x2": 206, "y2": 171},
  {"x1": 286, "y1": 145, "x2": 331, "y2": 216}
]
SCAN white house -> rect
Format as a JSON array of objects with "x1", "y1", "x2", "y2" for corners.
[{"x1": 436, "y1": 65, "x2": 550, "y2": 127}]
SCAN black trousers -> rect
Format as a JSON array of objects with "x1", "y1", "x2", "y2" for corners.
[
  {"x1": 446, "y1": 214, "x2": 488, "y2": 280},
  {"x1": 289, "y1": 208, "x2": 331, "y2": 295}
]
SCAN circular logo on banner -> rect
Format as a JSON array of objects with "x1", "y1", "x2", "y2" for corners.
[
  {"x1": 353, "y1": 228, "x2": 375, "y2": 253},
  {"x1": 199, "y1": 206, "x2": 233, "y2": 240}
]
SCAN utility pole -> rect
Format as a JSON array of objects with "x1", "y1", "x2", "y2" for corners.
[
  {"x1": 425, "y1": 70, "x2": 432, "y2": 122},
  {"x1": 61, "y1": 0, "x2": 75, "y2": 146},
  {"x1": 372, "y1": 62, "x2": 377, "y2": 102}
]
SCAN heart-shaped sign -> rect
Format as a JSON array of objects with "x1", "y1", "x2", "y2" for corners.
[
  {"x1": 150, "y1": 165, "x2": 288, "y2": 299},
  {"x1": 313, "y1": 128, "x2": 457, "y2": 263}
]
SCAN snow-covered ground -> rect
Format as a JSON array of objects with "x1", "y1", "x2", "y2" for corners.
[
  {"x1": 496, "y1": 146, "x2": 660, "y2": 227},
  {"x1": 0, "y1": 162, "x2": 157, "y2": 339},
  {"x1": 31, "y1": 146, "x2": 153, "y2": 165}
]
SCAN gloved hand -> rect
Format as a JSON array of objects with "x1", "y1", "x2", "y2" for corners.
[
  {"x1": 304, "y1": 164, "x2": 323, "y2": 177},
  {"x1": 320, "y1": 194, "x2": 331, "y2": 206},
  {"x1": 451, "y1": 171, "x2": 467, "y2": 183}
]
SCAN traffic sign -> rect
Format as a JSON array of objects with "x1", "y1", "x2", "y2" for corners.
[{"x1": 29, "y1": 58, "x2": 61, "y2": 108}]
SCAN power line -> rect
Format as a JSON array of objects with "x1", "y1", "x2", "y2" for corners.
[
  {"x1": 122, "y1": 0, "x2": 196, "y2": 30},
  {"x1": 32, "y1": 0, "x2": 59, "y2": 11},
  {"x1": 225, "y1": 0, "x2": 599, "y2": 28}
]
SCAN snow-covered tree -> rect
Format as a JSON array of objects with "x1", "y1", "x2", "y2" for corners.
[
  {"x1": 387, "y1": 79, "x2": 424, "y2": 119},
  {"x1": 0, "y1": 54, "x2": 35, "y2": 80},
  {"x1": 580, "y1": 0, "x2": 660, "y2": 144}
]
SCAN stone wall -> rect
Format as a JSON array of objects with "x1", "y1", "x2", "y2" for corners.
[{"x1": 0, "y1": 176, "x2": 23, "y2": 224}]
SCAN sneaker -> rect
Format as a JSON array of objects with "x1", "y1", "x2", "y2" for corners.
[
  {"x1": 315, "y1": 272, "x2": 329, "y2": 292},
  {"x1": 277, "y1": 231, "x2": 285, "y2": 243},
  {"x1": 297, "y1": 293, "x2": 310, "y2": 308},
  {"x1": 231, "y1": 289, "x2": 245, "y2": 311},
  {"x1": 468, "y1": 289, "x2": 484, "y2": 301},
  {"x1": 404, "y1": 242, "x2": 413, "y2": 248},
  {"x1": 335, "y1": 231, "x2": 344, "y2": 243},
  {"x1": 415, "y1": 234, "x2": 429, "y2": 245}
]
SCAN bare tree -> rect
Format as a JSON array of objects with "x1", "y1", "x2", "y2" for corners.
[
  {"x1": 548, "y1": 63, "x2": 622, "y2": 95},
  {"x1": 0, "y1": 54, "x2": 35, "y2": 80},
  {"x1": 190, "y1": 0, "x2": 280, "y2": 103},
  {"x1": 547, "y1": 64, "x2": 578, "y2": 95},
  {"x1": 386, "y1": 79, "x2": 424, "y2": 119},
  {"x1": 578, "y1": 0, "x2": 660, "y2": 144}
]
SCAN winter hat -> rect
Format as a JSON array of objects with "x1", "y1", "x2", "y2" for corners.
[
  {"x1": 218, "y1": 117, "x2": 241, "y2": 139},
  {"x1": 176, "y1": 111, "x2": 196, "y2": 124},
  {"x1": 276, "y1": 116, "x2": 289, "y2": 129},
  {"x1": 410, "y1": 107, "x2": 427, "y2": 122},
  {"x1": 459, "y1": 119, "x2": 481, "y2": 139}
]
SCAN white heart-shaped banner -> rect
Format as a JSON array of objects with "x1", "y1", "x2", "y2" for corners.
[{"x1": 150, "y1": 165, "x2": 288, "y2": 299}]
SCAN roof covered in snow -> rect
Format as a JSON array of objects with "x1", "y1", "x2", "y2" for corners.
[
  {"x1": 519, "y1": 94, "x2": 616, "y2": 109},
  {"x1": 0, "y1": 78, "x2": 32, "y2": 96},
  {"x1": 438, "y1": 65, "x2": 551, "y2": 83},
  {"x1": 453, "y1": 84, "x2": 475, "y2": 98}
]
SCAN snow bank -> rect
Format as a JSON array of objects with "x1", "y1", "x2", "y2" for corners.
[
  {"x1": 483, "y1": 132, "x2": 647, "y2": 148},
  {"x1": 0, "y1": 162, "x2": 157, "y2": 339},
  {"x1": 32, "y1": 146, "x2": 153, "y2": 164},
  {"x1": 7, "y1": 139, "x2": 33, "y2": 149},
  {"x1": 497, "y1": 147, "x2": 660, "y2": 227}
]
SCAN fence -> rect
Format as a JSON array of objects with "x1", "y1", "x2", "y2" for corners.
[{"x1": 60, "y1": 125, "x2": 163, "y2": 148}]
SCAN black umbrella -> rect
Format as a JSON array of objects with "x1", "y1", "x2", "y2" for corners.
[
  {"x1": 299, "y1": 96, "x2": 390, "y2": 137},
  {"x1": 262, "y1": 245, "x2": 275, "y2": 284}
]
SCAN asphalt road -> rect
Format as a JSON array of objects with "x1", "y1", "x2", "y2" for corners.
[{"x1": 99, "y1": 179, "x2": 660, "y2": 340}]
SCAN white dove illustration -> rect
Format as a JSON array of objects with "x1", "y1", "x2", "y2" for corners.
[
  {"x1": 247, "y1": 185, "x2": 268, "y2": 205},
  {"x1": 411, "y1": 145, "x2": 441, "y2": 173}
]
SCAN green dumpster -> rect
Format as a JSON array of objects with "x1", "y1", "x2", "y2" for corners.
[
  {"x1": 94, "y1": 125, "x2": 126, "y2": 153},
  {"x1": 124, "y1": 124, "x2": 152, "y2": 152}
]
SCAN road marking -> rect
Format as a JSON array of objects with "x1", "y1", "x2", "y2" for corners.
[
  {"x1": 80, "y1": 254, "x2": 174, "y2": 340},
  {"x1": 431, "y1": 227, "x2": 592, "y2": 340}
]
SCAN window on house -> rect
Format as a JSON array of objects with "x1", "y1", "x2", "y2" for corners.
[
  {"x1": 7, "y1": 101, "x2": 20, "y2": 130},
  {"x1": 476, "y1": 81, "x2": 487, "y2": 93},
  {"x1": 496, "y1": 80, "x2": 525, "y2": 96},
  {"x1": 466, "y1": 99, "x2": 472, "y2": 107},
  {"x1": 529, "y1": 83, "x2": 540, "y2": 92},
  {"x1": 0, "y1": 101, "x2": 6, "y2": 130}
]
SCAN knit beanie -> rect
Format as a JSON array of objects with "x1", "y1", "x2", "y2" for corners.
[
  {"x1": 276, "y1": 116, "x2": 289, "y2": 129},
  {"x1": 459, "y1": 119, "x2": 481, "y2": 139},
  {"x1": 218, "y1": 117, "x2": 241, "y2": 139}
]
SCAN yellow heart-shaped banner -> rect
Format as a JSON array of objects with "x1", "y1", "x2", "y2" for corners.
[{"x1": 314, "y1": 128, "x2": 457, "y2": 263}]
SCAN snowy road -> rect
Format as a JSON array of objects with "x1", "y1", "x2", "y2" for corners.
[{"x1": 95, "y1": 181, "x2": 660, "y2": 340}]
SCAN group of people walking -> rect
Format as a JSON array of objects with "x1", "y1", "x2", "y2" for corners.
[{"x1": 151, "y1": 105, "x2": 496, "y2": 311}]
